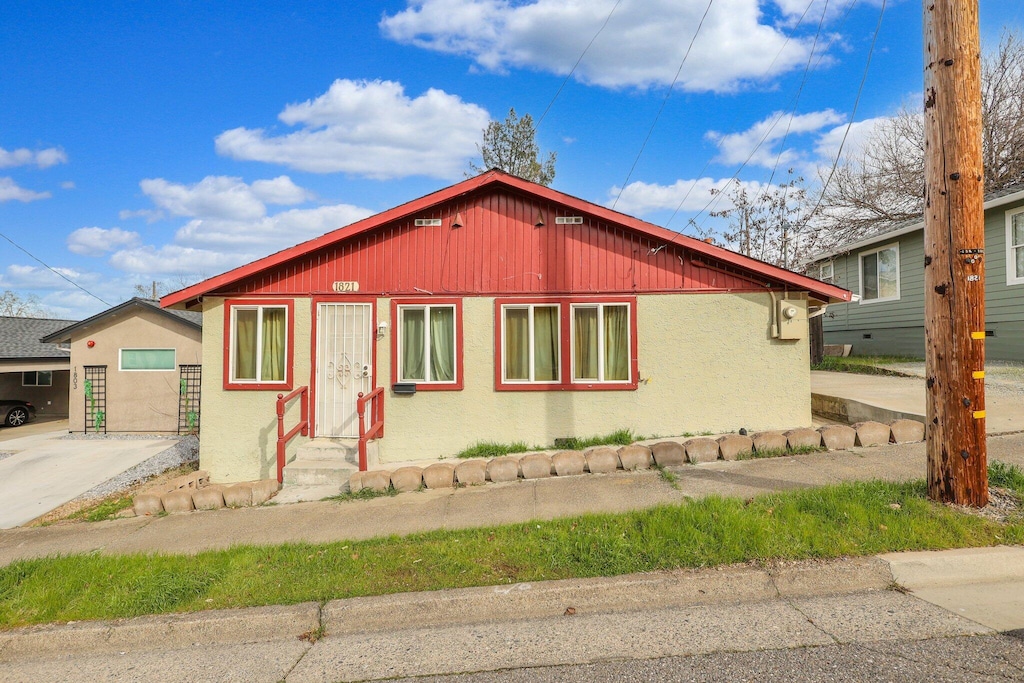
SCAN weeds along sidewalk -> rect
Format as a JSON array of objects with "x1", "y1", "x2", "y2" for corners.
[{"x1": 1, "y1": 434, "x2": 1023, "y2": 570}]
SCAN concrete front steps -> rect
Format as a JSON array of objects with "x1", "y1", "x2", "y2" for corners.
[{"x1": 282, "y1": 438, "x2": 359, "y2": 487}]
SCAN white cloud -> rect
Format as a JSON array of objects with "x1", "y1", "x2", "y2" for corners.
[
  {"x1": 0, "y1": 264, "x2": 90, "y2": 291},
  {"x1": 813, "y1": 116, "x2": 890, "y2": 163},
  {"x1": 0, "y1": 177, "x2": 51, "y2": 202},
  {"x1": 67, "y1": 227, "x2": 142, "y2": 257},
  {"x1": 381, "y1": 0, "x2": 816, "y2": 91},
  {"x1": 108, "y1": 245, "x2": 247, "y2": 278},
  {"x1": 60, "y1": 181, "x2": 76, "y2": 190},
  {"x1": 707, "y1": 109, "x2": 846, "y2": 169},
  {"x1": 609, "y1": 177, "x2": 768, "y2": 216},
  {"x1": 215, "y1": 79, "x2": 490, "y2": 179},
  {"x1": 0, "y1": 146, "x2": 67, "y2": 169},
  {"x1": 119, "y1": 208, "x2": 165, "y2": 222},
  {"x1": 137, "y1": 175, "x2": 312, "y2": 221}
]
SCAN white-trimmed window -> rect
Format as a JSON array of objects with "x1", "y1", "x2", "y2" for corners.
[
  {"x1": 230, "y1": 304, "x2": 288, "y2": 384},
  {"x1": 397, "y1": 304, "x2": 457, "y2": 384},
  {"x1": 22, "y1": 371, "x2": 52, "y2": 387},
  {"x1": 817, "y1": 261, "x2": 834, "y2": 284},
  {"x1": 571, "y1": 303, "x2": 631, "y2": 383},
  {"x1": 1008, "y1": 207, "x2": 1024, "y2": 286},
  {"x1": 859, "y1": 243, "x2": 900, "y2": 303},
  {"x1": 120, "y1": 348, "x2": 175, "y2": 371},
  {"x1": 501, "y1": 304, "x2": 560, "y2": 383}
]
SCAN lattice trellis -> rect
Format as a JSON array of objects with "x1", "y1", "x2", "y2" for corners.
[
  {"x1": 83, "y1": 365, "x2": 107, "y2": 434},
  {"x1": 178, "y1": 364, "x2": 201, "y2": 435}
]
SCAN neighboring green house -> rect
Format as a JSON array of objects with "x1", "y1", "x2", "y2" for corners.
[{"x1": 804, "y1": 185, "x2": 1024, "y2": 361}]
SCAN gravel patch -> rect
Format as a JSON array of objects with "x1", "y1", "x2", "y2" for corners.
[
  {"x1": 879, "y1": 361, "x2": 1024, "y2": 396},
  {"x1": 0, "y1": 451, "x2": 14, "y2": 462},
  {"x1": 59, "y1": 432, "x2": 182, "y2": 441},
  {"x1": 72, "y1": 435, "x2": 200, "y2": 501}
]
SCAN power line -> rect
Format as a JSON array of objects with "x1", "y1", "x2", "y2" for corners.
[
  {"x1": 537, "y1": 0, "x2": 624, "y2": 127},
  {"x1": 611, "y1": 0, "x2": 716, "y2": 210},
  {"x1": 0, "y1": 229, "x2": 112, "y2": 307}
]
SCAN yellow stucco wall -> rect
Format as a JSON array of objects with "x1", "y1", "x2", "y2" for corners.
[
  {"x1": 199, "y1": 298, "x2": 312, "y2": 482},
  {"x1": 375, "y1": 293, "x2": 810, "y2": 463},
  {"x1": 69, "y1": 308, "x2": 202, "y2": 432},
  {"x1": 199, "y1": 292, "x2": 810, "y2": 481}
]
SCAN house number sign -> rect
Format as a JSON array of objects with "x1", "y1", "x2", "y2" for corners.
[{"x1": 331, "y1": 281, "x2": 360, "y2": 292}]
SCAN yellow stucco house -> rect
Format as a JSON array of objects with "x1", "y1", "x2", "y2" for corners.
[{"x1": 162, "y1": 171, "x2": 851, "y2": 485}]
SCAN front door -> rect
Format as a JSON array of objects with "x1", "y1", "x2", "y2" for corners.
[{"x1": 315, "y1": 303, "x2": 373, "y2": 437}]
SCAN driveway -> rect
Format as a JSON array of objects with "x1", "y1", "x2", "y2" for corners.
[{"x1": 0, "y1": 430, "x2": 178, "y2": 529}]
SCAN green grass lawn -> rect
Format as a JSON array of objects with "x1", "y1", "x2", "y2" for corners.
[
  {"x1": 1, "y1": 469, "x2": 1021, "y2": 629},
  {"x1": 812, "y1": 355, "x2": 922, "y2": 376}
]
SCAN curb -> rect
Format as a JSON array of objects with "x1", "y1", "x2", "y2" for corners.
[
  {"x1": 0, "y1": 556, "x2": 893, "y2": 660},
  {"x1": 0, "y1": 602, "x2": 320, "y2": 661},
  {"x1": 881, "y1": 545, "x2": 1024, "y2": 588}
]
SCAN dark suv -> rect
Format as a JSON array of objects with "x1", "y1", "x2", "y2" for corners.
[{"x1": 1, "y1": 400, "x2": 36, "y2": 427}]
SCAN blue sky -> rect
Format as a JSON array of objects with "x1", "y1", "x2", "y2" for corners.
[{"x1": 1, "y1": 0, "x2": 1021, "y2": 318}]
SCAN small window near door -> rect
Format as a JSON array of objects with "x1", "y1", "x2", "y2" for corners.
[
  {"x1": 391, "y1": 299, "x2": 463, "y2": 391},
  {"x1": 224, "y1": 299, "x2": 294, "y2": 390},
  {"x1": 502, "y1": 304, "x2": 560, "y2": 384},
  {"x1": 120, "y1": 348, "x2": 176, "y2": 371},
  {"x1": 571, "y1": 303, "x2": 631, "y2": 383},
  {"x1": 22, "y1": 371, "x2": 52, "y2": 387}
]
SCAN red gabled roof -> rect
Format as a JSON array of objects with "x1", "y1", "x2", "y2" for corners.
[{"x1": 161, "y1": 169, "x2": 851, "y2": 308}]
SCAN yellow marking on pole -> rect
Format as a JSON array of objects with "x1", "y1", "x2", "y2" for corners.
[
  {"x1": 971, "y1": 331, "x2": 986, "y2": 340},
  {"x1": 973, "y1": 410, "x2": 986, "y2": 419},
  {"x1": 973, "y1": 371, "x2": 985, "y2": 379}
]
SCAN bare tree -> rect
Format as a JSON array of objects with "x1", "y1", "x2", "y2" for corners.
[
  {"x1": 710, "y1": 173, "x2": 810, "y2": 268},
  {"x1": 807, "y1": 30, "x2": 1024, "y2": 252},
  {"x1": 130, "y1": 273, "x2": 206, "y2": 301},
  {"x1": 469, "y1": 108, "x2": 556, "y2": 186},
  {"x1": 0, "y1": 290, "x2": 49, "y2": 318}
]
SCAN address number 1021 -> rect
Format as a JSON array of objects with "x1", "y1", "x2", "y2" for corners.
[{"x1": 332, "y1": 281, "x2": 360, "y2": 292}]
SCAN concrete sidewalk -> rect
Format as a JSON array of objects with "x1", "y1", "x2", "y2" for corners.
[
  {"x1": 1, "y1": 432, "x2": 1022, "y2": 567},
  {"x1": 811, "y1": 370, "x2": 1024, "y2": 434},
  {"x1": 2, "y1": 548, "x2": 1023, "y2": 681}
]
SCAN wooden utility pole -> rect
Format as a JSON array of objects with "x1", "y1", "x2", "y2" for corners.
[{"x1": 923, "y1": 0, "x2": 988, "y2": 506}]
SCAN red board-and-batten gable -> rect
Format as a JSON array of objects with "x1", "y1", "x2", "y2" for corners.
[{"x1": 161, "y1": 170, "x2": 852, "y2": 308}]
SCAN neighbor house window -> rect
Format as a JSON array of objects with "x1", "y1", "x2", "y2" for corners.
[
  {"x1": 22, "y1": 371, "x2": 52, "y2": 387},
  {"x1": 120, "y1": 348, "x2": 175, "y2": 371},
  {"x1": 817, "y1": 261, "x2": 834, "y2": 284},
  {"x1": 571, "y1": 303, "x2": 631, "y2": 383},
  {"x1": 859, "y1": 243, "x2": 900, "y2": 302},
  {"x1": 397, "y1": 303, "x2": 458, "y2": 386},
  {"x1": 495, "y1": 298, "x2": 638, "y2": 391},
  {"x1": 225, "y1": 300, "x2": 293, "y2": 389},
  {"x1": 502, "y1": 304, "x2": 560, "y2": 383},
  {"x1": 1009, "y1": 208, "x2": 1024, "y2": 286}
]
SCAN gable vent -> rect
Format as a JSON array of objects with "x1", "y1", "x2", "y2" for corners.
[
  {"x1": 555, "y1": 216, "x2": 584, "y2": 225},
  {"x1": 414, "y1": 218, "x2": 443, "y2": 227}
]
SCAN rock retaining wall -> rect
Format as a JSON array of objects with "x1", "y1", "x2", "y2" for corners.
[{"x1": 348, "y1": 419, "x2": 926, "y2": 495}]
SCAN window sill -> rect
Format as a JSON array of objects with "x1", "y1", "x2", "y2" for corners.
[
  {"x1": 225, "y1": 380, "x2": 293, "y2": 392},
  {"x1": 858, "y1": 296, "x2": 900, "y2": 305},
  {"x1": 495, "y1": 382, "x2": 638, "y2": 392}
]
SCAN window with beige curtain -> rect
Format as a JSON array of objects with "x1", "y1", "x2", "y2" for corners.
[
  {"x1": 573, "y1": 303, "x2": 629, "y2": 382},
  {"x1": 503, "y1": 304, "x2": 559, "y2": 382},
  {"x1": 232, "y1": 305, "x2": 287, "y2": 383},
  {"x1": 399, "y1": 305, "x2": 456, "y2": 383}
]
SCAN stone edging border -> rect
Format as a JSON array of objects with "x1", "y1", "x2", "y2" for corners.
[{"x1": 350, "y1": 419, "x2": 926, "y2": 495}]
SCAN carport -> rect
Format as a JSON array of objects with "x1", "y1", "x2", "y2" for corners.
[{"x1": 0, "y1": 316, "x2": 76, "y2": 420}]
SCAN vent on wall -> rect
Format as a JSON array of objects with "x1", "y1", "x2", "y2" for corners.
[
  {"x1": 414, "y1": 218, "x2": 443, "y2": 227},
  {"x1": 554, "y1": 216, "x2": 583, "y2": 225}
]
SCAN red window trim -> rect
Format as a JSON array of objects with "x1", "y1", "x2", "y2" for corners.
[
  {"x1": 493, "y1": 296, "x2": 639, "y2": 392},
  {"x1": 390, "y1": 298, "x2": 464, "y2": 392},
  {"x1": 222, "y1": 298, "x2": 295, "y2": 391}
]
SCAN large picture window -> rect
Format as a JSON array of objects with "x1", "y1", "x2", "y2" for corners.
[
  {"x1": 502, "y1": 304, "x2": 560, "y2": 383},
  {"x1": 859, "y1": 243, "x2": 900, "y2": 303},
  {"x1": 572, "y1": 304, "x2": 630, "y2": 383},
  {"x1": 398, "y1": 304, "x2": 456, "y2": 384},
  {"x1": 224, "y1": 300, "x2": 293, "y2": 389},
  {"x1": 120, "y1": 348, "x2": 175, "y2": 371},
  {"x1": 495, "y1": 298, "x2": 638, "y2": 391},
  {"x1": 1009, "y1": 208, "x2": 1024, "y2": 286}
]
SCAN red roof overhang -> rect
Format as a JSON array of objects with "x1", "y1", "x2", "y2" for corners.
[{"x1": 161, "y1": 169, "x2": 852, "y2": 308}]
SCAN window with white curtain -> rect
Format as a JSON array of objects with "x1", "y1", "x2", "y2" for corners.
[
  {"x1": 859, "y1": 243, "x2": 900, "y2": 302},
  {"x1": 502, "y1": 304, "x2": 560, "y2": 383},
  {"x1": 1009, "y1": 208, "x2": 1024, "y2": 286},
  {"x1": 571, "y1": 303, "x2": 630, "y2": 383},
  {"x1": 398, "y1": 304, "x2": 457, "y2": 383},
  {"x1": 230, "y1": 304, "x2": 288, "y2": 383}
]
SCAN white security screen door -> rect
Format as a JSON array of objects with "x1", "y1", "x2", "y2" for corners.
[{"x1": 316, "y1": 303, "x2": 373, "y2": 437}]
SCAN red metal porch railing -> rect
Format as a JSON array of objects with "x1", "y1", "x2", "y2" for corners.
[
  {"x1": 356, "y1": 387, "x2": 384, "y2": 472},
  {"x1": 275, "y1": 386, "x2": 309, "y2": 484}
]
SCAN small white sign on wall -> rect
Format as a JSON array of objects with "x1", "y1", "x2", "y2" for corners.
[{"x1": 332, "y1": 281, "x2": 360, "y2": 293}]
